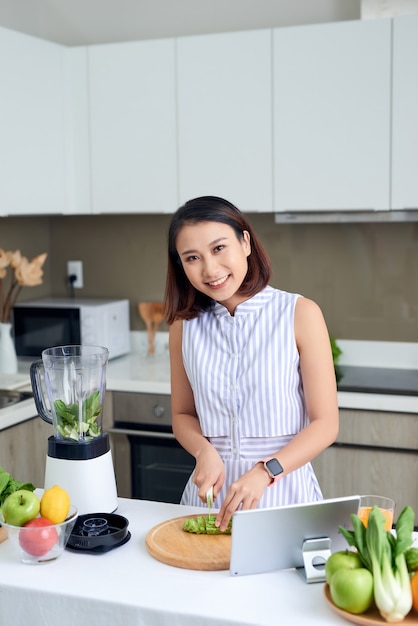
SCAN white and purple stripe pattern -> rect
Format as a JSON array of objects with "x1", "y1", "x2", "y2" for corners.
[
  {"x1": 180, "y1": 286, "x2": 323, "y2": 508},
  {"x1": 183, "y1": 286, "x2": 307, "y2": 438},
  {"x1": 180, "y1": 435, "x2": 323, "y2": 509}
]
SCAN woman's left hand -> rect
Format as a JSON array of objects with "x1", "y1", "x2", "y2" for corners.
[{"x1": 215, "y1": 462, "x2": 272, "y2": 531}]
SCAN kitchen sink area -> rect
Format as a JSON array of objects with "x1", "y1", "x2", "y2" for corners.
[{"x1": 0, "y1": 389, "x2": 33, "y2": 410}]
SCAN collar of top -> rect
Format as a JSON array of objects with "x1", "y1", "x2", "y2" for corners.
[{"x1": 211, "y1": 285, "x2": 274, "y2": 318}]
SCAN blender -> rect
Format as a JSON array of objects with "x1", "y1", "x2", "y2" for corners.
[{"x1": 30, "y1": 345, "x2": 118, "y2": 515}]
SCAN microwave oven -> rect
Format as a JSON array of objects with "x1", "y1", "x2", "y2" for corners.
[{"x1": 13, "y1": 298, "x2": 130, "y2": 360}]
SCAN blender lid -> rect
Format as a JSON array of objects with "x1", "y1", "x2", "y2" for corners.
[{"x1": 67, "y1": 512, "x2": 130, "y2": 553}]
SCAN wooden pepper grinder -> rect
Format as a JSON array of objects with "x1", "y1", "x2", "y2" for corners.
[{"x1": 138, "y1": 302, "x2": 165, "y2": 356}]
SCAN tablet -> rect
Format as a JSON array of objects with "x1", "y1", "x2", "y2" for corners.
[{"x1": 229, "y1": 495, "x2": 360, "y2": 582}]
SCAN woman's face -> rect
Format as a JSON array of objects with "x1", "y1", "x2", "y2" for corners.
[{"x1": 176, "y1": 221, "x2": 251, "y2": 314}]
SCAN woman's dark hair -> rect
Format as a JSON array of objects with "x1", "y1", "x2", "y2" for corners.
[{"x1": 164, "y1": 196, "x2": 272, "y2": 323}]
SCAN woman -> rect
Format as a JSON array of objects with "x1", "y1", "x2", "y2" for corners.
[{"x1": 164, "y1": 196, "x2": 338, "y2": 531}]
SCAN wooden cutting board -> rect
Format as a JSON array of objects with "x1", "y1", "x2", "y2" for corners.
[
  {"x1": 145, "y1": 515, "x2": 231, "y2": 571},
  {"x1": 0, "y1": 526, "x2": 7, "y2": 544}
]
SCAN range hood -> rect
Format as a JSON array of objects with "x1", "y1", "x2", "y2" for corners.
[{"x1": 274, "y1": 210, "x2": 418, "y2": 224}]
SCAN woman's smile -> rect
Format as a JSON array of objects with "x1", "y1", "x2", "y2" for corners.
[{"x1": 206, "y1": 274, "x2": 230, "y2": 288}]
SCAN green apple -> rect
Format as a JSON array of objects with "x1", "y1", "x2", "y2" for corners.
[
  {"x1": 325, "y1": 549, "x2": 363, "y2": 585},
  {"x1": 329, "y1": 566, "x2": 374, "y2": 614},
  {"x1": 1, "y1": 489, "x2": 40, "y2": 527}
]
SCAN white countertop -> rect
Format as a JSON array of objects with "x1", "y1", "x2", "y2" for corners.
[
  {"x1": 101, "y1": 335, "x2": 418, "y2": 414},
  {"x1": 0, "y1": 336, "x2": 417, "y2": 432},
  {"x1": 3, "y1": 496, "x2": 406, "y2": 626}
]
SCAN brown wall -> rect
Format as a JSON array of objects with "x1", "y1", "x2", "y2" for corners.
[{"x1": 1, "y1": 213, "x2": 417, "y2": 341}]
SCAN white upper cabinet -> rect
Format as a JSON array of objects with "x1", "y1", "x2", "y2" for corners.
[
  {"x1": 392, "y1": 15, "x2": 418, "y2": 210},
  {"x1": 88, "y1": 39, "x2": 177, "y2": 214},
  {"x1": 273, "y1": 19, "x2": 391, "y2": 213},
  {"x1": 62, "y1": 46, "x2": 91, "y2": 215},
  {"x1": 0, "y1": 27, "x2": 66, "y2": 216},
  {"x1": 177, "y1": 30, "x2": 273, "y2": 212}
]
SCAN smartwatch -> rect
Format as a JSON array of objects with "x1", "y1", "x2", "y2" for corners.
[{"x1": 262, "y1": 457, "x2": 284, "y2": 486}]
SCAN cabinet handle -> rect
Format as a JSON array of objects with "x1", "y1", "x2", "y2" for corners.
[
  {"x1": 109, "y1": 427, "x2": 175, "y2": 440},
  {"x1": 332, "y1": 442, "x2": 418, "y2": 455}
]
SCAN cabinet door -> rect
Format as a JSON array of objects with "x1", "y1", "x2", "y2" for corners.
[
  {"x1": 177, "y1": 30, "x2": 273, "y2": 212},
  {"x1": 0, "y1": 27, "x2": 66, "y2": 215},
  {"x1": 392, "y1": 15, "x2": 418, "y2": 210},
  {"x1": 273, "y1": 19, "x2": 391, "y2": 212},
  {"x1": 88, "y1": 39, "x2": 177, "y2": 214},
  {"x1": 312, "y1": 408, "x2": 418, "y2": 521},
  {"x1": 62, "y1": 47, "x2": 91, "y2": 214},
  {"x1": 312, "y1": 446, "x2": 418, "y2": 523},
  {"x1": 0, "y1": 417, "x2": 50, "y2": 488}
]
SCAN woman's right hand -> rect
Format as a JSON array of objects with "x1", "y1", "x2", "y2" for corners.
[{"x1": 193, "y1": 443, "x2": 225, "y2": 504}]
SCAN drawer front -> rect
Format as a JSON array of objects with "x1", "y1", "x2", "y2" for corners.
[{"x1": 338, "y1": 409, "x2": 417, "y2": 451}]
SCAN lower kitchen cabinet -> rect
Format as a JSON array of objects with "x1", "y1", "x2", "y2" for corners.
[
  {"x1": 0, "y1": 417, "x2": 50, "y2": 488},
  {"x1": 312, "y1": 408, "x2": 418, "y2": 522}
]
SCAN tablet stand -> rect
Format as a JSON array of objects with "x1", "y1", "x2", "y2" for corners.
[{"x1": 296, "y1": 537, "x2": 332, "y2": 583}]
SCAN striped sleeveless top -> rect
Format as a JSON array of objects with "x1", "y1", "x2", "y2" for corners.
[
  {"x1": 182, "y1": 286, "x2": 308, "y2": 438},
  {"x1": 180, "y1": 286, "x2": 323, "y2": 509}
]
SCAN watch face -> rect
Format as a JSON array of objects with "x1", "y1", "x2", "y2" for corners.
[{"x1": 266, "y1": 458, "x2": 283, "y2": 477}]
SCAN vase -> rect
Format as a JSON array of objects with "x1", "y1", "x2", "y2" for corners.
[{"x1": 0, "y1": 322, "x2": 18, "y2": 375}]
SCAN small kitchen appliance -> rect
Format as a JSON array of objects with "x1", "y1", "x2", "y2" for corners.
[
  {"x1": 30, "y1": 345, "x2": 118, "y2": 515},
  {"x1": 13, "y1": 297, "x2": 130, "y2": 359}
]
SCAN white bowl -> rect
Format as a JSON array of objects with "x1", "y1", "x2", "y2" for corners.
[{"x1": 0, "y1": 505, "x2": 78, "y2": 564}]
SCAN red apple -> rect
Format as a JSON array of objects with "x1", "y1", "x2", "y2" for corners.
[{"x1": 19, "y1": 517, "x2": 58, "y2": 557}]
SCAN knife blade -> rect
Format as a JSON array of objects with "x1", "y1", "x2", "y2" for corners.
[{"x1": 206, "y1": 486, "x2": 214, "y2": 517}]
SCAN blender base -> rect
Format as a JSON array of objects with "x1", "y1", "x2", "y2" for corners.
[{"x1": 44, "y1": 449, "x2": 118, "y2": 515}]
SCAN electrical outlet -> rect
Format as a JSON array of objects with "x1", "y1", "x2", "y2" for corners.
[{"x1": 67, "y1": 260, "x2": 84, "y2": 289}]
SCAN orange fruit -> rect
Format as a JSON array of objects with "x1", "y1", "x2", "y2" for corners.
[
  {"x1": 412, "y1": 571, "x2": 418, "y2": 612},
  {"x1": 40, "y1": 485, "x2": 70, "y2": 524}
]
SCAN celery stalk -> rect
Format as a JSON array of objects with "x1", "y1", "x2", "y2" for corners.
[{"x1": 182, "y1": 515, "x2": 231, "y2": 535}]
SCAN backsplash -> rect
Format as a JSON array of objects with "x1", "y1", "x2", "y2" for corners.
[{"x1": 1, "y1": 213, "x2": 417, "y2": 341}]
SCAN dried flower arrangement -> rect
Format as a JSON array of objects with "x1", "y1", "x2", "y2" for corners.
[{"x1": 0, "y1": 248, "x2": 47, "y2": 323}]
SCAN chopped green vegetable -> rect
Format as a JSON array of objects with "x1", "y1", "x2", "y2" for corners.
[
  {"x1": 53, "y1": 390, "x2": 102, "y2": 440},
  {"x1": 182, "y1": 515, "x2": 232, "y2": 535},
  {"x1": 339, "y1": 505, "x2": 414, "y2": 622},
  {"x1": 0, "y1": 466, "x2": 35, "y2": 508}
]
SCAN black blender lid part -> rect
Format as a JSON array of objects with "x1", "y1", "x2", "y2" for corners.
[{"x1": 67, "y1": 512, "x2": 130, "y2": 553}]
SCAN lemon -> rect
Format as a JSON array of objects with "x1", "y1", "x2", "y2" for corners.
[{"x1": 40, "y1": 485, "x2": 70, "y2": 524}]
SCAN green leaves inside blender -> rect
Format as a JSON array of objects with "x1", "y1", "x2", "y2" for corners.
[{"x1": 53, "y1": 390, "x2": 102, "y2": 440}]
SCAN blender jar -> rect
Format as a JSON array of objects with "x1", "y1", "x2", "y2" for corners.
[{"x1": 31, "y1": 345, "x2": 109, "y2": 443}]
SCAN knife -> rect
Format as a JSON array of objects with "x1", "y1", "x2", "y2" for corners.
[{"x1": 206, "y1": 487, "x2": 214, "y2": 517}]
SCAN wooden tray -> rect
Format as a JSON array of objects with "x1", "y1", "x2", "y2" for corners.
[
  {"x1": 145, "y1": 514, "x2": 231, "y2": 571},
  {"x1": 0, "y1": 526, "x2": 7, "y2": 544},
  {"x1": 324, "y1": 584, "x2": 418, "y2": 625}
]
